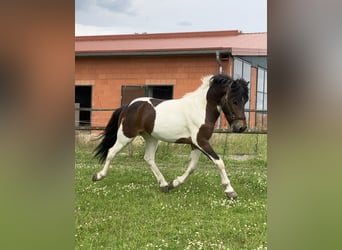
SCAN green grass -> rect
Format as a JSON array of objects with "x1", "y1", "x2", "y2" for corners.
[{"x1": 75, "y1": 134, "x2": 267, "y2": 249}]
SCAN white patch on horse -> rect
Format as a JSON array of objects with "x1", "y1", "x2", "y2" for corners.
[
  {"x1": 212, "y1": 158, "x2": 235, "y2": 194},
  {"x1": 95, "y1": 124, "x2": 133, "y2": 180},
  {"x1": 129, "y1": 97, "x2": 152, "y2": 106},
  {"x1": 171, "y1": 149, "x2": 201, "y2": 188},
  {"x1": 151, "y1": 76, "x2": 211, "y2": 142}
]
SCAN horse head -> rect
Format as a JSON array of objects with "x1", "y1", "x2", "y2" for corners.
[{"x1": 210, "y1": 75, "x2": 249, "y2": 133}]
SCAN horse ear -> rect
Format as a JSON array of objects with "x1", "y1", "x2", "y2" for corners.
[{"x1": 240, "y1": 78, "x2": 249, "y2": 86}]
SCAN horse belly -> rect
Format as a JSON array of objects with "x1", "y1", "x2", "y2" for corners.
[
  {"x1": 151, "y1": 101, "x2": 204, "y2": 142},
  {"x1": 151, "y1": 115, "x2": 190, "y2": 142},
  {"x1": 149, "y1": 103, "x2": 191, "y2": 142}
]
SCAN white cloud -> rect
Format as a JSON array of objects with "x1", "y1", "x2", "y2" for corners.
[
  {"x1": 75, "y1": 23, "x2": 137, "y2": 36},
  {"x1": 75, "y1": 0, "x2": 267, "y2": 35},
  {"x1": 95, "y1": 0, "x2": 134, "y2": 14},
  {"x1": 75, "y1": 0, "x2": 94, "y2": 12}
]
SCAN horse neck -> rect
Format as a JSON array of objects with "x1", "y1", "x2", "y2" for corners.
[
  {"x1": 183, "y1": 86, "x2": 221, "y2": 126},
  {"x1": 205, "y1": 99, "x2": 221, "y2": 126},
  {"x1": 204, "y1": 85, "x2": 224, "y2": 126},
  {"x1": 182, "y1": 86, "x2": 208, "y2": 110}
]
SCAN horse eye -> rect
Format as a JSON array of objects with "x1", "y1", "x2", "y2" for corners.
[{"x1": 233, "y1": 101, "x2": 238, "y2": 105}]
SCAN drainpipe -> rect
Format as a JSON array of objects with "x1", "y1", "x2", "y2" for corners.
[
  {"x1": 215, "y1": 51, "x2": 222, "y2": 129},
  {"x1": 216, "y1": 50, "x2": 223, "y2": 74}
]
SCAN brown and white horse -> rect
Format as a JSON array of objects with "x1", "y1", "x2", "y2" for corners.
[{"x1": 92, "y1": 74, "x2": 249, "y2": 199}]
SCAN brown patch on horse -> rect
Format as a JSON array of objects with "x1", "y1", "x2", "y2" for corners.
[
  {"x1": 196, "y1": 75, "x2": 231, "y2": 160},
  {"x1": 175, "y1": 137, "x2": 193, "y2": 144},
  {"x1": 196, "y1": 103, "x2": 220, "y2": 160},
  {"x1": 197, "y1": 124, "x2": 219, "y2": 160},
  {"x1": 149, "y1": 98, "x2": 165, "y2": 107},
  {"x1": 121, "y1": 101, "x2": 156, "y2": 138}
]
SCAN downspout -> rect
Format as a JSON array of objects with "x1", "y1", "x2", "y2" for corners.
[
  {"x1": 216, "y1": 50, "x2": 223, "y2": 74},
  {"x1": 215, "y1": 51, "x2": 222, "y2": 128}
]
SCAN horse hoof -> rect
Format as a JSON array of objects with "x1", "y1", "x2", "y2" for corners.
[
  {"x1": 167, "y1": 181, "x2": 175, "y2": 191},
  {"x1": 226, "y1": 191, "x2": 238, "y2": 200},
  {"x1": 160, "y1": 185, "x2": 169, "y2": 193},
  {"x1": 92, "y1": 174, "x2": 98, "y2": 182}
]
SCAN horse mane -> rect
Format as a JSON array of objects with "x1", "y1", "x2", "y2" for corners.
[
  {"x1": 183, "y1": 75, "x2": 213, "y2": 98},
  {"x1": 182, "y1": 74, "x2": 248, "y2": 102},
  {"x1": 229, "y1": 78, "x2": 249, "y2": 100}
]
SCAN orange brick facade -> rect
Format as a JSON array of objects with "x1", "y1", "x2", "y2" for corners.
[{"x1": 75, "y1": 54, "x2": 261, "y2": 130}]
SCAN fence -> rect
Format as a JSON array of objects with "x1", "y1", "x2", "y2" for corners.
[{"x1": 74, "y1": 104, "x2": 267, "y2": 134}]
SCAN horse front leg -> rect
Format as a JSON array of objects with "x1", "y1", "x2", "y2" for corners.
[
  {"x1": 168, "y1": 148, "x2": 201, "y2": 190},
  {"x1": 197, "y1": 141, "x2": 237, "y2": 199},
  {"x1": 212, "y1": 157, "x2": 238, "y2": 199}
]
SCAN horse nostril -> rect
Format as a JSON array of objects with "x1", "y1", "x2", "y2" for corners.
[{"x1": 239, "y1": 126, "x2": 246, "y2": 133}]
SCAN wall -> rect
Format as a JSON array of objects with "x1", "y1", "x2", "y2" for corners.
[{"x1": 75, "y1": 54, "x2": 232, "y2": 128}]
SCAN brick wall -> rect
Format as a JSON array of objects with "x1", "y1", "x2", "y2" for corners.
[{"x1": 75, "y1": 54, "x2": 232, "y2": 128}]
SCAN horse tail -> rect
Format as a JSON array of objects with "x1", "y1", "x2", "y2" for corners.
[{"x1": 93, "y1": 105, "x2": 126, "y2": 163}]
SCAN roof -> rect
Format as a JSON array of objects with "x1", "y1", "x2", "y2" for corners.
[{"x1": 75, "y1": 30, "x2": 267, "y2": 56}]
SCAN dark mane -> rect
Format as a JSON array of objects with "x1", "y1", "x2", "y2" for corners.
[
  {"x1": 209, "y1": 74, "x2": 249, "y2": 101},
  {"x1": 229, "y1": 78, "x2": 249, "y2": 101},
  {"x1": 209, "y1": 74, "x2": 233, "y2": 87},
  {"x1": 207, "y1": 74, "x2": 234, "y2": 103}
]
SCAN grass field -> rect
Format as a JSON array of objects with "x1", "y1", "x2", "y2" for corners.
[{"x1": 75, "y1": 133, "x2": 267, "y2": 249}]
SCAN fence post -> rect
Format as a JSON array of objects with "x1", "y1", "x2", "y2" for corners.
[
  {"x1": 75, "y1": 103, "x2": 80, "y2": 127},
  {"x1": 255, "y1": 134, "x2": 259, "y2": 155},
  {"x1": 223, "y1": 133, "x2": 229, "y2": 160}
]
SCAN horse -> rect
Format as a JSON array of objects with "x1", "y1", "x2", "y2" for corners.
[{"x1": 92, "y1": 74, "x2": 249, "y2": 199}]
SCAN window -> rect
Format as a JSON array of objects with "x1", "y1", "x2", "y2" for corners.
[
  {"x1": 233, "y1": 58, "x2": 252, "y2": 126},
  {"x1": 233, "y1": 59, "x2": 243, "y2": 78},
  {"x1": 257, "y1": 68, "x2": 267, "y2": 111},
  {"x1": 121, "y1": 85, "x2": 173, "y2": 105},
  {"x1": 233, "y1": 58, "x2": 251, "y2": 109},
  {"x1": 145, "y1": 85, "x2": 173, "y2": 100},
  {"x1": 75, "y1": 85, "x2": 92, "y2": 126},
  {"x1": 256, "y1": 67, "x2": 267, "y2": 130}
]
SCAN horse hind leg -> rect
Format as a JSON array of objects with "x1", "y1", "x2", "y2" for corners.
[
  {"x1": 168, "y1": 148, "x2": 201, "y2": 190},
  {"x1": 142, "y1": 135, "x2": 169, "y2": 191},
  {"x1": 92, "y1": 130, "x2": 133, "y2": 181}
]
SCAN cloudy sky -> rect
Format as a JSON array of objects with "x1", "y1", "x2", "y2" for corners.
[{"x1": 75, "y1": 0, "x2": 267, "y2": 36}]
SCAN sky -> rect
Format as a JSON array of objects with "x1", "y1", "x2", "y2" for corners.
[{"x1": 75, "y1": 0, "x2": 267, "y2": 36}]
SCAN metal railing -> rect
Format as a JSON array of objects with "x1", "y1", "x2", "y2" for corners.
[{"x1": 75, "y1": 106, "x2": 267, "y2": 134}]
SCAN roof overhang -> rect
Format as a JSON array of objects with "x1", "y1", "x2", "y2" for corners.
[
  {"x1": 75, "y1": 31, "x2": 267, "y2": 57},
  {"x1": 231, "y1": 48, "x2": 267, "y2": 56},
  {"x1": 75, "y1": 49, "x2": 232, "y2": 57}
]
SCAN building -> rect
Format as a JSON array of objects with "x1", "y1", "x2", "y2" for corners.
[{"x1": 75, "y1": 30, "x2": 267, "y2": 131}]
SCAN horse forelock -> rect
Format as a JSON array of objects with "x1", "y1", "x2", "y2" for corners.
[{"x1": 229, "y1": 79, "x2": 249, "y2": 101}]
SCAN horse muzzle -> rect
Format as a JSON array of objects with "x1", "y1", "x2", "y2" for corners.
[
  {"x1": 232, "y1": 124, "x2": 247, "y2": 133},
  {"x1": 230, "y1": 118, "x2": 247, "y2": 133}
]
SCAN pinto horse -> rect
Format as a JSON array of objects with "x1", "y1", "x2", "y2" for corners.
[{"x1": 92, "y1": 74, "x2": 249, "y2": 199}]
